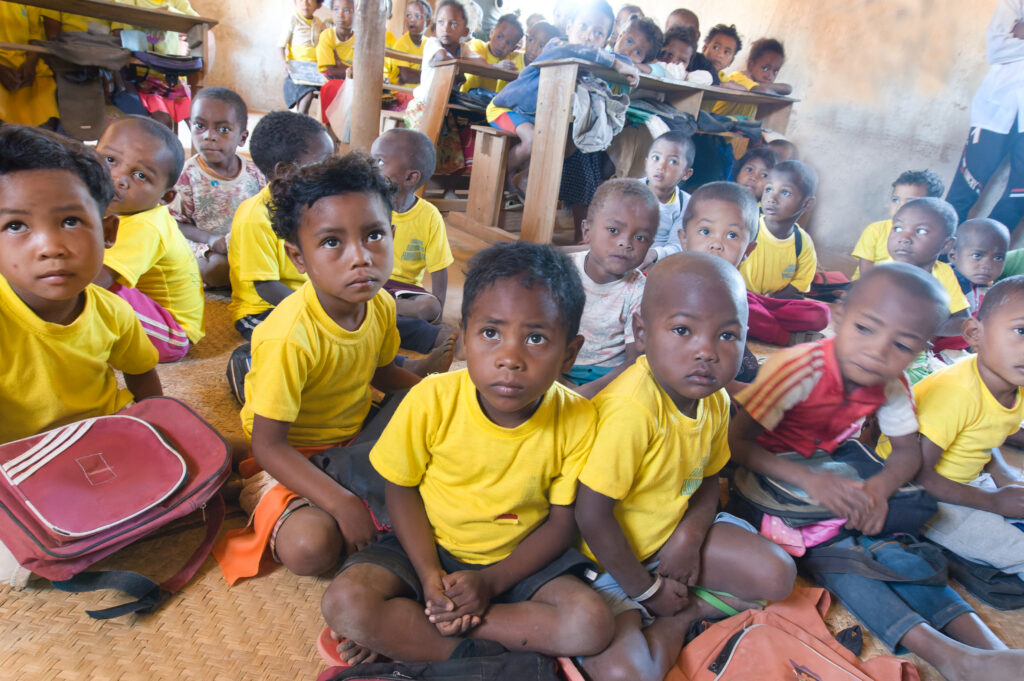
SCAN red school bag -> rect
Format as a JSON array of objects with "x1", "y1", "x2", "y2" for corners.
[{"x1": 0, "y1": 396, "x2": 230, "y2": 618}]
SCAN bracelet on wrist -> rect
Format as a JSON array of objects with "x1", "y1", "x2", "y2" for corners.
[{"x1": 633, "y1": 574, "x2": 663, "y2": 603}]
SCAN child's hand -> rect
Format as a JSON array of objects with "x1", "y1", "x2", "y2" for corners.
[
  {"x1": 991, "y1": 485, "x2": 1024, "y2": 518},
  {"x1": 17, "y1": 61, "x2": 35, "y2": 88},
  {"x1": 642, "y1": 576, "x2": 689, "y2": 618},
  {"x1": 424, "y1": 575, "x2": 482, "y2": 636},
  {"x1": 804, "y1": 472, "x2": 872, "y2": 523},
  {"x1": 613, "y1": 59, "x2": 640, "y2": 87},
  {"x1": 639, "y1": 249, "x2": 658, "y2": 271},
  {"x1": 655, "y1": 533, "x2": 702, "y2": 587},
  {"x1": 441, "y1": 570, "x2": 493, "y2": 618},
  {"x1": 208, "y1": 236, "x2": 228, "y2": 256},
  {"x1": 330, "y1": 497, "x2": 379, "y2": 554},
  {"x1": 496, "y1": 59, "x2": 517, "y2": 71}
]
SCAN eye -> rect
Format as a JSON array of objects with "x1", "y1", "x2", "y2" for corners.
[
  {"x1": 104, "y1": 155, "x2": 115, "y2": 164},
  {"x1": 526, "y1": 333, "x2": 546, "y2": 345},
  {"x1": 1013, "y1": 327, "x2": 1024, "y2": 336},
  {"x1": 697, "y1": 228, "x2": 710, "y2": 236},
  {"x1": 322, "y1": 237, "x2": 340, "y2": 248},
  {"x1": 607, "y1": 227, "x2": 619, "y2": 234},
  {"x1": 995, "y1": 254, "x2": 1005, "y2": 261},
  {"x1": 720, "y1": 331, "x2": 738, "y2": 341},
  {"x1": 727, "y1": 231, "x2": 739, "y2": 240},
  {"x1": 915, "y1": 227, "x2": 929, "y2": 235},
  {"x1": 61, "y1": 217, "x2": 83, "y2": 228},
  {"x1": 192, "y1": 121, "x2": 205, "y2": 131},
  {"x1": 672, "y1": 326, "x2": 691, "y2": 336},
  {"x1": 634, "y1": 233, "x2": 647, "y2": 242},
  {"x1": 855, "y1": 323, "x2": 872, "y2": 335},
  {"x1": 2, "y1": 221, "x2": 28, "y2": 234},
  {"x1": 367, "y1": 229, "x2": 385, "y2": 242},
  {"x1": 893, "y1": 342, "x2": 913, "y2": 354},
  {"x1": 971, "y1": 252, "x2": 984, "y2": 259},
  {"x1": 218, "y1": 126, "x2": 232, "y2": 134},
  {"x1": 481, "y1": 327, "x2": 499, "y2": 340},
  {"x1": 133, "y1": 171, "x2": 148, "y2": 181}
]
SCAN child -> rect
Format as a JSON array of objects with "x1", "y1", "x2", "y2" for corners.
[
  {"x1": 577, "y1": 253, "x2": 796, "y2": 681},
  {"x1": 948, "y1": 218, "x2": 1010, "y2": 314},
  {"x1": 407, "y1": 0, "x2": 479, "y2": 127},
  {"x1": 388, "y1": 0, "x2": 432, "y2": 85},
  {"x1": 95, "y1": 116, "x2": 204, "y2": 363},
  {"x1": 716, "y1": 38, "x2": 792, "y2": 100},
  {"x1": 370, "y1": 128, "x2": 459, "y2": 358},
  {"x1": 701, "y1": 23, "x2": 742, "y2": 78},
  {"x1": 851, "y1": 169, "x2": 944, "y2": 277},
  {"x1": 655, "y1": 25, "x2": 697, "y2": 71},
  {"x1": 639, "y1": 132, "x2": 694, "y2": 269},
  {"x1": 489, "y1": 1, "x2": 638, "y2": 195},
  {"x1": 280, "y1": 0, "x2": 327, "y2": 115},
  {"x1": 523, "y1": 21, "x2": 560, "y2": 67},
  {"x1": 886, "y1": 197, "x2": 971, "y2": 336},
  {"x1": 766, "y1": 138, "x2": 798, "y2": 161},
  {"x1": 615, "y1": 17, "x2": 664, "y2": 71},
  {"x1": 214, "y1": 153, "x2": 420, "y2": 586},
  {"x1": 320, "y1": 242, "x2": 615, "y2": 664},
  {"x1": 0, "y1": 3, "x2": 59, "y2": 127},
  {"x1": 664, "y1": 8, "x2": 719, "y2": 84},
  {"x1": 227, "y1": 111, "x2": 333, "y2": 340},
  {"x1": 730, "y1": 264, "x2": 1024, "y2": 681},
  {"x1": 0, "y1": 125, "x2": 161, "y2": 445},
  {"x1": 170, "y1": 87, "x2": 265, "y2": 289},
  {"x1": 462, "y1": 13, "x2": 524, "y2": 93},
  {"x1": 664, "y1": 7, "x2": 699, "y2": 34},
  {"x1": 678, "y1": 181, "x2": 761, "y2": 386},
  {"x1": 732, "y1": 146, "x2": 776, "y2": 201},
  {"x1": 608, "y1": 3, "x2": 644, "y2": 48},
  {"x1": 568, "y1": 179, "x2": 658, "y2": 398},
  {"x1": 316, "y1": 0, "x2": 354, "y2": 81},
  {"x1": 738, "y1": 160, "x2": 831, "y2": 346}
]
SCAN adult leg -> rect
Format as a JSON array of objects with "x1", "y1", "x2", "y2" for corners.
[
  {"x1": 274, "y1": 504, "x2": 344, "y2": 576},
  {"x1": 946, "y1": 126, "x2": 1012, "y2": 223},
  {"x1": 989, "y1": 123, "x2": 1024, "y2": 232}
]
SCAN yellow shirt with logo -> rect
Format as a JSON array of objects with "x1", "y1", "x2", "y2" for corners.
[
  {"x1": 370, "y1": 369, "x2": 596, "y2": 564},
  {"x1": 461, "y1": 38, "x2": 523, "y2": 93},
  {"x1": 878, "y1": 356, "x2": 1024, "y2": 484},
  {"x1": 0, "y1": 277, "x2": 158, "y2": 443},
  {"x1": 228, "y1": 186, "x2": 308, "y2": 322},
  {"x1": 241, "y1": 283, "x2": 399, "y2": 446},
  {"x1": 104, "y1": 205, "x2": 205, "y2": 343},
  {"x1": 390, "y1": 198, "x2": 454, "y2": 288},
  {"x1": 578, "y1": 357, "x2": 732, "y2": 565},
  {"x1": 739, "y1": 217, "x2": 817, "y2": 295}
]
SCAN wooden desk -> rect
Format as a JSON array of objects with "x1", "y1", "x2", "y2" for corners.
[
  {"x1": 415, "y1": 57, "x2": 518, "y2": 147},
  {"x1": 520, "y1": 58, "x2": 797, "y2": 243}
]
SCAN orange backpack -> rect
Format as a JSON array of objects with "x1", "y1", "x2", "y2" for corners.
[{"x1": 666, "y1": 587, "x2": 920, "y2": 681}]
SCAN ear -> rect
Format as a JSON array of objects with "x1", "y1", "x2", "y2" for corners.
[
  {"x1": 962, "y1": 315, "x2": 982, "y2": 347},
  {"x1": 284, "y1": 240, "x2": 307, "y2": 273},
  {"x1": 239, "y1": 128, "x2": 249, "y2": 146},
  {"x1": 160, "y1": 188, "x2": 177, "y2": 206},
  {"x1": 560, "y1": 333, "x2": 585, "y2": 373},
  {"x1": 580, "y1": 219, "x2": 593, "y2": 244},
  {"x1": 681, "y1": 167, "x2": 694, "y2": 182},
  {"x1": 946, "y1": 247, "x2": 958, "y2": 265},
  {"x1": 941, "y1": 236, "x2": 956, "y2": 256},
  {"x1": 390, "y1": 222, "x2": 396, "y2": 237},
  {"x1": 407, "y1": 168, "x2": 422, "y2": 189},
  {"x1": 677, "y1": 227, "x2": 687, "y2": 250},
  {"x1": 799, "y1": 195, "x2": 816, "y2": 214},
  {"x1": 631, "y1": 311, "x2": 646, "y2": 353},
  {"x1": 740, "y1": 239, "x2": 757, "y2": 263},
  {"x1": 101, "y1": 214, "x2": 120, "y2": 248}
]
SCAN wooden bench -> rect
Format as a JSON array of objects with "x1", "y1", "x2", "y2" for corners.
[{"x1": 380, "y1": 109, "x2": 406, "y2": 133}]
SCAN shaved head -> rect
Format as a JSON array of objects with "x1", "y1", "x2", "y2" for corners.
[{"x1": 643, "y1": 251, "x2": 749, "y2": 326}]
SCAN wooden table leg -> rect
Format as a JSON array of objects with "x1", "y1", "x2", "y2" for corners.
[
  {"x1": 416, "y1": 63, "x2": 458, "y2": 146},
  {"x1": 520, "y1": 62, "x2": 579, "y2": 244},
  {"x1": 756, "y1": 101, "x2": 792, "y2": 135}
]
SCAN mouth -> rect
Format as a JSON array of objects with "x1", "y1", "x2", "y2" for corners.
[
  {"x1": 489, "y1": 381, "x2": 524, "y2": 396},
  {"x1": 346, "y1": 277, "x2": 378, "y2": 290},
  {"x1": 763, "y1": 206, "x2": 777, "y2": 215},
  {"x1": 890, "y1": 249, "x2": 912, "y2": 259},
  {"x1": 39, "y1": 270, "x2": 77, "y2": 283},
  {"x1": 684, "y1": 368, "x2": 718, "y2": 386}
]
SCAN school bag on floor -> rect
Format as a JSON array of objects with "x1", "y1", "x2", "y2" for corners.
[
  {"x1": 934, "y1": 544, "x2": 1024, "y2": 610},
  {"x1": 0, "y1": 396, "x2": 230, "y2": 619},
  {"x1": 666, "y1": 587, "x2": 920, "y2": 681}
]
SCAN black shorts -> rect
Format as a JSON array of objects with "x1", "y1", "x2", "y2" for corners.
[{"x1": 340, "y1": 532, "x2": 595, "y2": 604}]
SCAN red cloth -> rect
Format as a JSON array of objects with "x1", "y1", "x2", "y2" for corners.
[{"x1": 746, "y1": 291, "x2": 830, "y2": 346}]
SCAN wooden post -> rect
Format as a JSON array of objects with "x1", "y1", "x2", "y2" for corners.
[
  {"x1": 387, "y1": 0, "x2": 408, "y2": 40},
  {"x1": 350, "y1": 0, "x2": 388, "y2": 152}
]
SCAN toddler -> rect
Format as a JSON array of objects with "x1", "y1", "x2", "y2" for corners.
[
  {"x1": 462, "y1": 13, "x2": 524, "y2": 93},
  {"x1": 523, "y1": 21, "x2": 561, "y2": 67},
  {"x1": 852, "y1": 169, "x2": 944, "y2": 277},
  {"x1": 732, "y1": 146, "x2": 776, "y2": 201},
  {"x1": 280, "y1": 0, "x2": 327, "y2": 115},
  {"x1": 615, "y1": 17, "x2": 664, "y2": 72},
  {"x1": 948, "y1": 218, "x2": 1010, "y2": 314},
  {"x1": 171, "y1": 87, "x2": 265, "y2": 288},
  {"x1": 0, "y1": 125, "x2": 161, "y2": 445},
  {"x1": 568, "y1": 179, "x2": 659, "y2": 398},
  {"x1": 639, "y1": 132, "x2": 694, "y2": 269},
  {"x1": 95, "y1": 116, "x2": 204, "y2": 362}
]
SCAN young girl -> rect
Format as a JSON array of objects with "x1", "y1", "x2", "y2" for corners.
[
  {"x1": 280, "y1": 0, "x2": 326, "y2": 115},
  {"x1": 388, "y1": 0, "x2": 432, "y2": 86},
  {"x1": 732, "y1": 146, "x2": 777, "y2": 201},
  {"x1": 715, "y1": 38, "x2": 793, "y2": 115}
]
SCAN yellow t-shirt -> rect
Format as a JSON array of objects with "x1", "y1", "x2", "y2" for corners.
[
  {"x1": 851, "y1": 219, "x2": 892, "y2": 279},
  {"x1": 0, "y1": 4, "x2": 59, "y2": 126},
  {"x1": 387, "y1": 31, "x2": 424, "y2": 85},
  {"x1": 241, "y1": 283, "x2": 399, "y2": 446},
  {"x1": 104, "y1": 205, "x2": 205, "y2": 344},
  {"x1": 710, "y1": 71, "x2": 757, "y2": 118},
  {"x1": 578, "y1": 357, "x2": 732, "y2": 565},
  {"x1": 390, "y1": 198, "x2": 454, "y2": 287},
  {"x1": 931, "y1": 261, "x2": 970, "y2": 314},
  {"x1": 316, "y1": 27, "x2": 355, "y2": 73},
  {"x1": 227, "y1": 186, "x2": 308, "y2": 322},
  {"x1": 370, "y1": 369, "x2": 596, "y2": 564},
  {"x1": 58, "y1": 12, "x2": 111, "y2": 33},
  {"x1": 281, "y1": 12, "x2": 325, "y2": 63},
  {"x1": 739, "y1": 217, "x2": 818, "y2": 294},
  {"x1": 460, "y1": 38, "x2": 523, "y2": 93},
  {"x1": 878, "y1": 356, "x2": 1024, "y2": 484},
  {"x1": 0, "y1": 277, "x2": 158, "y2": 444}
]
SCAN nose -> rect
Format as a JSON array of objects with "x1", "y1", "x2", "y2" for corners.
[
  {"x1": 495, "y1": 342, "x2": 524, "y2": 371},
  {"x1": 706, "y1": 238, "x2": 723, "y2": 253},
  {"x1": 692, "y1": 334, "x2": 716, "y2": 362},
  {"x1": 35, "y1": 227, "x2": 69, "y2": 259}
]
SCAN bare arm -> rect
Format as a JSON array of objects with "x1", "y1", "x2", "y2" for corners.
[
  {"x1": 936, "y1": 310, "x2": 969, "y2": 337},
  {"x1": 858, "y1": 432, "x2": 921, "y2": 535},
  {"x1": 858, "y1": 258, "x2": 876, "y2": 276},
  {"x1": 751, "y1": 82, "x2": 792, "y2": 96},
  {"x1": 986, "y1": 447, "x2": 1022, "y2": 487},
  {"x1": 429, "y1": 267, "x2": 448, "y2": 310},
  {"x1": 371, "y1": 361, "x2": 420, "y2": 393},
  {"x1": 124, "y1": 368, "x2": 163, "y2": 401},
  {"x1": 254, "y1": 280, "x2": 297, "y2": 306},
  {"x1": 917, "y1": 435, "x2": 1024, "y2": 517},
  {"x1": 574, "y1": 343, "x2": 639, "y2": 400}
]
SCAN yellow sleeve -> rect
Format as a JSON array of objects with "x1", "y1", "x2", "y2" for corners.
[
  {"x1": 914, "y1": 375, "x2": 974, "y2": 452},
  {"x1": 386, "y1": 30, "x2": 396, "y2": 48},
  {"x1": 423, "y1": 207, "x2": 454, "y2": 273},
  {"x1": 316, "y1": 29, "x2": 336, "y2": 72},
  {"x1": 703, "y1": 391, "x2": 732, "y2": 477},
  {"x1": 246, "y1": 338, "x2": 312, "y2": 424},
  {"x1": 722, "y1": 71, "x2": 757, "y2": 90},
  {"x1": 791, "y1": 227, "x2": 818, "y2": 292},
  {"x1": 547, "y1": 400, "x2": 597, "y2": 506},
  {"x1": 851, "y1": 221, "x2": 888, "y2": 261},
  {"x1": 104, "y1": 218, "x2": 163, "y2": 288},
  {"x1": 369, "y1": 379, "x2": 437, "y2": 487},
  {"x1": 933, "y1": 263, "x2": 970, "y2": 314},
  {"x1": 578, "y1": 398, "x2": 653, "y2": 501},
  {"x1": 377, "y1": 294, "x2": 400, "y2": 367},
  {"x1": 232, "y1": 210, "x2": 285, "y2": 284},
  {"x1": 106, "y1": 291, "x2": 160, "y2": 375}
]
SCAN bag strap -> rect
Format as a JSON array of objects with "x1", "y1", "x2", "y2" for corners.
[
  {"x1": 794, "y1": 227, "x2": 803, "y2": 257},
  {"x1": 801, "y1": 542, "x2": 947, "y2": 586},
  {"x1": 51, "y1": 494, "x2": 225, "y2": 619}
]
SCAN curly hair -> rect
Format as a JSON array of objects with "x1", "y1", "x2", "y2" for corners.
[
  {"x1": 268, "y1": 152, "x2": 394, "y2": 244},
  {"x1": 735, "y1": 146, "x2": 777, "y2": 175},
  {"x1": 249, "y1": 111, "x2": 329, "y2": 179},
  {"x1": 704, "y1": 23, "x2": 742, "y2": 54},
  {"x1": 621, "y1": 17, "x2": 663, "y2": 62},
  {"x1": 747, "y1": 37, "x2": 785, "y2": 66},
  {"x1": 662, "y1": 25, "x2": 698, "y2": 53},
  {"x1": 462, "y1": 242, "x2": 586, "y2": 339},
  {"x1": 892, "y1": 169, "x2": 944, "y2": 198},
  {"x1": 0, "y1": 124, "x2": 114, "y2": 214}
]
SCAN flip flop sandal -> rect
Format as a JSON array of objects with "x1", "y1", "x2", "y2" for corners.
[
  {"x1": 690, "y1": 586, "x2": 741, "y2": 618},
  {"x1": 316, "y1": 626, "x2": 352, "y2": 668}
]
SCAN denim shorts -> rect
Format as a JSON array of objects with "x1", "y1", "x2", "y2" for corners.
[{"x1": 340, "y1": 532, "x2": 595, "y2": 604}]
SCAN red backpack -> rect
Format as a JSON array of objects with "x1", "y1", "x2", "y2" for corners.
[{"x1": 0, "y1": 397, "x2": 230, "y2": 618}]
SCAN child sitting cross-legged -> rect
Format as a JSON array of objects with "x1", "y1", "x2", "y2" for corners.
[
  {"x1": 639, "y1": 132, "x2": 694, "y2": 270},
  {"x1": 880, "y1": 276, "x2": 1024, "y2": 582},
  {"x1": 738, "y1": 160, "x2": 831, "y2": 345},
  {"x1": 320, "y1": 242, "x2": 615, "y2": 665},
  {"x1": 730, "y1": 263, "x2": 1024, "y2": 681},
  {"x1": 0, "y1": 125, "x2": 162, "y2": 446},
  {"x1": 213, "y1": 154, "x2": 421, "y2": 586},
  {"x1": 94, "y1": 116, "x2": 205, "y2": 362},
  {"x1": 947, "y1": 218, "x2": 1010, "y2": 315},
  {"x1": 567, "y1": 179, "x2": 659, "y2": 398},
  {"x1": 170, "y1": 86, "x2": 265, "y2": 289},
  {"x1": 851, "y1": 169, "x2": 944, "y2": 278},
  {"x1": 576, "y1": 253, "x2": 796, "y2": 681}
]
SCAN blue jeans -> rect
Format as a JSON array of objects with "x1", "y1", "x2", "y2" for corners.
[{"x1": 814, "y1": 536, "x2": 973, "y2": 653}]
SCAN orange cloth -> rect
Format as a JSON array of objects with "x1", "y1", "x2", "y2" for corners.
[{"x1": 213, "y1": 444, "x2": 333, "y2": 585}]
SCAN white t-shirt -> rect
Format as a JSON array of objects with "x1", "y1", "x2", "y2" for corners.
[{"x1": 571, "y1": 250, "x2": 646, "y2": 368}]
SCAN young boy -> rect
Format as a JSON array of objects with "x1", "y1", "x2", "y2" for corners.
[
  {"x1": 880, "y1": 276, "x2": 1024, "y2": 581},
  {"x1": 664, "y1": 8, "x2": 719, "y2": 84},
  {"x1": 227, "y1": 111, "x2": 332, "y2": 340},
  {"x1": 655, "y1": 26, "x2": 697, "y2": 70},
  {"x1": 608, "y1": 3, "x2": 643, "y2": 48},
  {"x1": 730, "y1": 264, "x2": 1024, "y2": 681},
  {"x1": 170, "y1": 86, "x2": 265, "y2": 288},
  {"x1": 321, "y1": 242, "x2": 615, "y2": 664},
  {"x1": 737, "y1": 160, "x2": 831, "y2": 345},
  {"x1": 213, "y1": 153, "x2": 420, "y2": 586},
  {"x1": 462, "y1": 13, "x2": 524, "y2": 93},
  {"x1": 0, "y1": 125, "x2": 162, "y2": 445},
  {"x1": 94, "y1": 116, "x2": 205, "y2": 363},
  {"x1": 577, "y1": 253, "x2": 796, "y2": 681},
  {"x1": 568, "y1": 179, "x2": 658, "y2": 398},
  {"x1": 852, "y1": 169, "x2": 944, "y2": 278},
  {"x1": 638, "y1": 132, "x2": 694, "y2": 269},
  {"x1": 317, "y1": 0, "x2": 354, "y2": 81},
  {"x1": 947, "y1": 218, "x2": 1010, "y2": 315}
]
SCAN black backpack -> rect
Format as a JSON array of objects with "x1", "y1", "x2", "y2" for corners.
[{"x1": 936, "y1": 545, "x2": 1024, "y2": 610}]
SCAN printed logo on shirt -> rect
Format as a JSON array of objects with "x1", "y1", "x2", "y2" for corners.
[
  {"x1": 401, "y1": 238, "x2": 426, "y2": 262},
  {"x1": 782, "y1": 264, "x2": 797, "y2": 279}
]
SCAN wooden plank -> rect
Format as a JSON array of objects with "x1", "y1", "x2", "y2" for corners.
[
  {"x1": 664, "y1": 88, "x2": 703, "y2": 118},
  {"x1": 446, "y1": 211, "x2": 517, "y2": 243},
  {"x1": 466, "y1": 129, "x2": 512, "y2": 226},
  {"x1": 385, "y1": 47, "x2": 419, "y2": 62},
  {"x1": 755, "y1": 100, "x2": 793, "y2": 134},
  {"x1": 350, "y1": 0, "x2": 388, "y2": 152},
  {"x1": 0, "y1": 41, "x2": 48, "y2": 54},
  {"x1": 433, "y1": 57, "x2": 518, "y2": 83},
  {"x1": 18, "y1": 0, "x2": 218, "y2": 32},
  {"x1": 415, "y1": 61, "x2": 457, "y2": 145},
  {"x1": 424, "y1": 197, "x2": 467, "y2": 212},
  {"x1": 520, "y1": 61, "x2": 578, "y2": 244}
]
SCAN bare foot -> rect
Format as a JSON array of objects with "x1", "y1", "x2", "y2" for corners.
[
  {"x1": 337, "y1": 636, "x2": 380, "y2": 666},
  {"x1": 942, "y1": 648, "x2": 1024, "y2": 681},
  {"x1": 404, "y1": 327, "x2": 458, "y2": 377}
]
